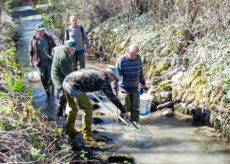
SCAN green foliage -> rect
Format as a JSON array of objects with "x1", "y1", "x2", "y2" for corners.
[
  {"x1": 30, "y1": 147, "x2": 47, "y2": 161},
  {"x1": 80, "y1": 150, "x2": 88, "y2": 163},
  {"x1": 0, "y1": 91, "x2": 8, "y2": 98},
  {"x1": 2, "y1": 0, "x2": 13, "y2": 12},
  {"x1": 41, "y1": 0, "x2": 79, "y2": 37},
  {"x1": 4, "y1": 72, "x2": 23, "y2": 92}
]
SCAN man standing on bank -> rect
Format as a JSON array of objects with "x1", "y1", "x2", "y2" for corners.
[
  {"x1": 65, "y1": 16, "x2": 91, "y2": 71},
  {"x1": 51, "y1": 40, "x2": 78, "y2": 117},
  {"x1": 112, "y1": 44, "x2": 146, "y2": 122},
  {"x1": 29, "y1": 23, "x2": 56, "y2": 100},
  {"x1": 63, "y1": 66, "x2": 129, "y2": 140}
]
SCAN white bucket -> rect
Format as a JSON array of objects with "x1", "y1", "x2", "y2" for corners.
[
  {"x1": 139, "y1": 93, "x2": 153, "y2": 116},
  {"x1": 28, "y1": 71, "x2": 40, "y2": 82}
]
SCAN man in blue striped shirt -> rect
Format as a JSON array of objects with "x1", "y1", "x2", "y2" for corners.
[{"x1": 112, "y1": 45, "x2": 146, "y2": 122}]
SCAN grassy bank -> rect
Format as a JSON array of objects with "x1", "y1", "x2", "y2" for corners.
[{"x1": 0, "y1": 12, "x2": 74, "y2": 163}]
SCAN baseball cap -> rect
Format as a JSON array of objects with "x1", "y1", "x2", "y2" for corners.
[
  {"x1": 65, "y1": 40, "x2": 78, "y2": 50},
  {"x1": 106, "y1": 65, "x2": 121, "y2": 81},
  {"x1": 36, "y1": 23, "x2": 46, "y2": 30}
]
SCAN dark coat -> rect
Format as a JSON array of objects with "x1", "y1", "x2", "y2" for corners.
[{"x1": 29, "y1": 33, "x2": 56, "y2": 66}]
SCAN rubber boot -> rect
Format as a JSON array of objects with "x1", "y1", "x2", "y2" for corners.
[
  {"x1": 131, "y1": 91, "x2": 140, "y2": 122},
  {"x1": 66, "y1": 94, "x2": 81, "y2": 135},
  {"x1": 75, "y1": 93, "x2": 93, "y2": 140},
  {"x1": 82, "y1": 109, "x2": 93, "y2": 140},
  {"x1": 66, "y1": 108, "x2": 81, "y2": 134}
]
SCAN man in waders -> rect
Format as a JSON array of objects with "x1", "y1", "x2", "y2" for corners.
[
  {"x1": 112, "y1": 45, "x2": 146, "y2": 122},
  {"x1": 63, "y1": 66, "x2": 129, "y2": 140},
  {"x1": 51, "y1": 40, "x2": 78, "y2": 118},
  {"x1": 29, "y1": 23, "x2": 56, "y2": 100}
]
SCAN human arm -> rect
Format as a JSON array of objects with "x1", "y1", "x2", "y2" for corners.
[
  {"x1": 29, "y1": 38, "x2": 34, "y2": 68},
  {"x1": 50, "y1": 35, "x2": 56, "y2": 48},
  {"x1": 64, "y1": 28, "x2": 69, "y2": 41},
  {"x1": 139, "y1": 56, "x2": 146, "y2": 86},
  {"x1": 111, "y1": 58, "x2": 122, "y2": 94},
  {"x1": 82, "y1": 27, "x2": 90, "y2": 50},
  {"x1": 101, "y1": 83, "x2": 127, "y2": 114}
]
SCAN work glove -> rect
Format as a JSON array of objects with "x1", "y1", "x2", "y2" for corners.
[{"x1": 140, "y1": 85, "x2": 148, "y2": 95}]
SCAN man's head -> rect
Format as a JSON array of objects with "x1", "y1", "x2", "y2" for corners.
[
  {"x1": 70, "y1": 16, "x2": 77, "y2": 27},
  {"x1": 65, "y1": 40, "x2": 78, "y2": 55},
  {"x1": 106, "y1": 65, "x2": 121, "y2": 82},
  {"x1": 36, "y1": 23, "x2": 46, "y2": 38},
  {"x1": 127, "y1": 44, "x2": 139, "y2": 60}
]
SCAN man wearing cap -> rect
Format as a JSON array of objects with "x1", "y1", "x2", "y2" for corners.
[
  {"x1": 112, "y1": 44, "x2": 146, "y2": 123},
  {"x1": 65, "y1": 16, "x2": 91, "y2": 71},
  {"x1": 62, "y1": 66, "x2": 128, "y2": 140},
  {"x1": 51, "y1": 40, "x2": 78, "y2": 117},
  {"x1": 29, "y1": 23, "x2": 56, "y2": 100}
]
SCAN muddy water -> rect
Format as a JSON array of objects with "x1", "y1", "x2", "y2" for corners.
[{"x1": 16, "y1": 6, "x2": 230, "y2": 164}]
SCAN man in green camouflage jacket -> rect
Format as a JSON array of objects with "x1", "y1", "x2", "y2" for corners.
[{"x1": 63, "y1": 66, "x2": 128, "y2": 140}]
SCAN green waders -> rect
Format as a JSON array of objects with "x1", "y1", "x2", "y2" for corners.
[
  {"x1": 121, "y1": 91, "x2": 140, "y2": 122},
  {"x1": 66, "y1": 92, "x2": 93, "y2": 138}
]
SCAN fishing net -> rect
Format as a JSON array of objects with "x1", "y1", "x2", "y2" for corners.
[{"x1": 128, "y1": 121, "x2": 153, "y2": 147}]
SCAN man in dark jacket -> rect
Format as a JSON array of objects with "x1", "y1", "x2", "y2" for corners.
[
  {"x1": 29, "y1": 23, "x2": 56, "y2": 100},
  {"x1": 63, "y1": 66, "x2": 128, "y2": 140},
  {"x1": 51, "y1": 40, "x2": 78, "y2": 117}
]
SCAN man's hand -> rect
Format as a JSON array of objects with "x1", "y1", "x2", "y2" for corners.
[
  {"x1": 114, "y1": 91, "x2": 118, "y2": 98},
  {"x1": 122, "y1": 112, "x2": 129, "y2": 119},
  {"x1": 30, "y1": 62, "x2": 34, "y2": 68}
]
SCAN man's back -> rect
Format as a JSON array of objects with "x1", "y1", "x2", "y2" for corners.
[
  {"x1": 63, "y1": 68, "x2": 126, "y2": 113},
  {"x1": 64, "y1": 68, "x2": 107, "y2": 92},
  {"x1": 51, "y1": 45, "x2": 73, "y2": 87}
]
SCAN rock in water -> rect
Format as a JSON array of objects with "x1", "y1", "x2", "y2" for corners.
[{"x1": 162, "y1": 108, "x2": 174, "y2": 117}]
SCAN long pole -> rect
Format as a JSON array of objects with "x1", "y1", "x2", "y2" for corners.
[{"x1": 91, "y1": 93, "x2": 129, "y2": 126}]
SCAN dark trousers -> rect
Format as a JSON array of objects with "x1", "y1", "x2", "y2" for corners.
[
  {"x1": 38, "y1": 60, "x2": 54, "y2": 97},
  {"x1": 121, "y1": 91, "x2": 140, "y2": 122},
  {"x1": 72, "y1": 52, "x2": 85, "y2": 71},
  {"x1": 57, "y1": 87, "x2": 67, "y2": 109}
]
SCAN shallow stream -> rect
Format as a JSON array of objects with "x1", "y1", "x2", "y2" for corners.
[{"x1": 15, "y1": 6, "x2": 230, "y2": 164}]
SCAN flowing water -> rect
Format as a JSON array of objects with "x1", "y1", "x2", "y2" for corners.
[{"x1": 15, "y1": 6, "x2": 230, "y2": 164}]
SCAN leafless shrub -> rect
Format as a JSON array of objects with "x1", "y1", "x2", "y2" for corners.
[{"x1": 0, "y1": 91, "x2": 72, "y2": 163}]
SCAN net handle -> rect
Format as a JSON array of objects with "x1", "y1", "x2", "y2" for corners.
[{"x1": 91, "y1": 93, "x2": 129, "y2": 126}]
